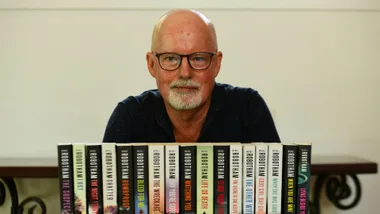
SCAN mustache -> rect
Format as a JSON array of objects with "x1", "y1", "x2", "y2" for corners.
[{"x1": 170, "y1": 79, "x2": 201, "y2": 88}]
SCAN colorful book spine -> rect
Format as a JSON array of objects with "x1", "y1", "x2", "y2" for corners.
[
  {"x1": 281, "y1": 144, "x2": 298, "y2": 214},
  {"x1": 268, "y1": 143, "x2": 283, "y2": 214},
  {"x1": 179, "y1": 145, "x2": 197, "y2": 214},
  {"x1": 214, "y1": 145, "x2": 229, "y2": 214},
  {"x1": 133, "y1": 145, "x2": 149, "y2": 214},
  {"x1": 86, "y1": 144, "x2": 103, "y2": 214},
  {"x1": 296, "y1": 143, "x2": 312, "y2": 214},
  {"x1": 149, "y1": 145, "x2": 165, "y2": 214},
  {"x1": 255, "y1": 143, "x2": 268, "y2": 214},
  {"x1": 166, "y1": 145, "x2": 180, "y2": 214},
  {"x1": 102, "y1": 143, "x2": 118, "y2": 214},
  {"x1": 196, "y1": 144, "x2": 214, "y2": 214},
  {"x1": 73, "y1": 143, "x2": 87, "y2": 214},
  {"x1": 230, "y1": 144, "x2": 242, "y2": 214},
  {"x1": 58, "y1": 143, "x2": 75, "y2": 214},
  {"x1": 116, "y1": 145, "x2": 134, "y2": 214},
  {"x1": 243, "y1": 144, "x2": 255, "y2": 214}
]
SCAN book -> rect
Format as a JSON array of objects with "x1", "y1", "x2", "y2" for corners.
[
  {"x1": 281, "y1": 143, "x2": 298, "y2": 214},
  {"x1": 268, "y1": 143, "x2": 283, "y2": 214},
  {"x1": 116, "y1": 144, "x2": 134, "y2": 214},
  {"x1": 179, "y1": 144, "x2": 197, "y2": 214},
  {"x1": 102, "y1": 143, "x2": 118, "y2": 214},
  {"x1": 196, "y1": 144, "x2": 214, "y2": 214},
  {"x1": 166, "y1": 144, "x2": 180, "y2": 214},
  {"x1": 296, "y1": 142, "x2": 312, "y2": 214},
  {"x1": 243, "y1": 143, "x2": 255, "y2": 214},
  {"x1": 149, "y1": 144, "x2": 165, "y2": 214},
  {"x1": 214, "y1": 144, "x2": 230, "y2": 214},
  {"x1": 133, "y1": 144, "x2": 149, "y2": 214},
  {"x1": 85, "y1": 143, "x2": 104, "y2": 214},
  {"x1": 73, "y1": 143, "x2": 87, "y2": 214},
  {"x1": 255, "y1": 143, "x2": 268, "y2": 214},
  {"x1": 58, "y1": 143, "x2": 75, "y2": 214},
  {"x1": 230, "y1": 144, "x2": 242, "y2": 214}
]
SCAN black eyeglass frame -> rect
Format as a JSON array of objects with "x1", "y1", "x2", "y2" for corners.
[{"x1": 152, "y1": 52, "x2": 216, "y2": 71}]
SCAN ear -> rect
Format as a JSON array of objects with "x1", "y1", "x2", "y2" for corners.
[
  {"x1": 213, "y1": 51, "x2": 223, "y2": 78},
  {"x1": 146, "y1": 52, "x2": 156, "y2": 78}
]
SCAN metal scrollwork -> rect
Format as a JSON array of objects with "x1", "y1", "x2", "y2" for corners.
[
  {"x1": 0, "y1": 180, "x2": 5, "y2": 206},
  {"x1": 310, "y1": 174, "x2": 362, "y2": 214},
  {"x1": 0, "y1": 177, "x2": 47, "y2": 214},
  {"x1": 19, "y1": 196, "x2": 47, "y2": 214}
]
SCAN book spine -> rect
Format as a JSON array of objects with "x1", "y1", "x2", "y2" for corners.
[
  {"x1": 196, "y1": 145, "x2": 214, "y2": 214},
  {"x1": 86, "y1": 144, "x2": 103, "y2": 214},
  {"x1": 213, "y1": 145, "x2": 229, "y2": 214},
  {"x1": 296, "y1": 143, "x2": 312, "y2": 214},
  {"x1": 166, "y1": 145, "x2": 180, "y2": 214},
  {"x1": 133, "y1": 145, "x2": 149, "y2": 214},
  {"x1": 230, "y1": 144, "x2": 242, "y2": 214},
  {"x1": 73, "y1": 143, "x2": 87, "y2": 214},
  {"x1": 255, "y1": 143, "x2": 268, "y2": 214},
  {"x1": 243, "y1": 144, "x2": 255, "y2": 214},
  {"x1": 179, "y1": 145, "x2": 197, "y2": 214},
  {"x1": 102, "y1": 143, "x2": 118, "y2": 214},
  {"x1": 268, "y1": 143, "x2": 283, "y2": 214},
  {"x1": 281, "y1": 145, "x2": 298, "y2": 214},
  {"x1": 58, "y1": 144, "x2": 75, "y2": 214},
  {"x1": 116, "y1": 145, "x2": 134, "y2": 214},
  {"x1": 149, "y1": 145, "x2": 165, "y2": 214}
]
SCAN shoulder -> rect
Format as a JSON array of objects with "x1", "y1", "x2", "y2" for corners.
[
  {"x1": 116, "y1": 89, "x2": 163, "y2": 117},
  {"x1": 215, "y1": 82, "x2": 262, "y2": 103},
  {"x1": 215, "y1": 82, "x2": 271, "y2": 120}
]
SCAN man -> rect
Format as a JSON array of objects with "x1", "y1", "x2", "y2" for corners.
[{"x1": 102, "y1": 9, "x2": 280, "y2": 143}]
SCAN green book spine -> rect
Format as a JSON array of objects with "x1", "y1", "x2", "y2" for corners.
[
  {"x1": 197, "y1": 144, "x2": 214, "y2": 214},
  {"x1": 73, "y1": 143, "x2": 87, "y2": 214}
]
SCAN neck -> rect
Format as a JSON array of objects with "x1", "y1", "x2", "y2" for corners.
[{"x1": 165, "y1": 98, "x2": 211, "y2": 141}]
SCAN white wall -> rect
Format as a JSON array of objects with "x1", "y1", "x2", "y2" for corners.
[{"x1": 0, "y1": 1, "x2": 379, "y2": 213}]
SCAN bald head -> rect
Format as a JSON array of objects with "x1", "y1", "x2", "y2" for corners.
[{"x1": 150, "y1": 9, "x2": 218, "y2": 52}]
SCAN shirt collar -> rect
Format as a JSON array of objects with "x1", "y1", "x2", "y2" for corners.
[{"x1": 153, "y1": 82, "x2": 225, "y2": 141}]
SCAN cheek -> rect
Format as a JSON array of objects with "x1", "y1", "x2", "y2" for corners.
[
  {"x1": 196, "y1": 71, "x2": 216, "y2": 95},
  {"x1": 156, "y1": 72, "x2": 176, "y2": 91}
]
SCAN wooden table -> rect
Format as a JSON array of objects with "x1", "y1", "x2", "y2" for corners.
[{"x1": 0, "y1": 155, "x2": 377, "y2": 214}]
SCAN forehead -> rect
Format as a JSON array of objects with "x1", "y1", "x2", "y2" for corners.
[{"x1": 156, "y1": 22, "x2": 216, "y2": 53}]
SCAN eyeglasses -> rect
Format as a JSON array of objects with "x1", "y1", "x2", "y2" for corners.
[{"x1": 153, "y1": 52, "x2": 215, "y2": 71}]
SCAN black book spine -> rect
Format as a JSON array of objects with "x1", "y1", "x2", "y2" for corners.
[
  {"x1": 117, "y1": 145, "x2": 134, "y2": 214},
  {"x1": 213, "y1": 145, "x2": 229, "y2": 214},
  {"x1": 281, "y1": 144, "x2": 298, "y2": 214},
  {"x1": 179, "y1": 145, "x2": 197, "y2": 214},
  {"x1": 133, "y1": 145, "x2": 149, "y2": 214},
  {"x1": 58, "y1": 144, "x2": 75, "y2": 214},
  {"x1": 86, "y1": 144, "x2": 104, "y2": 214},
  {"x1": 296, "y1": 143, "x2": 312, "y2": 214}
]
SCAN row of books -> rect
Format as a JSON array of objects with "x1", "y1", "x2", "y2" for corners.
[{"x1": 57, "y1": 142, "x2": 312, "y2": 214}]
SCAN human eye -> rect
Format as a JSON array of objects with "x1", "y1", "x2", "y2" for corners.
[
  {"x1": 161, "y1": 54, "x2": 179, "y2": 63},
  {"x1": 190, "y1": 53, "x2": 209, "y2": 63}
]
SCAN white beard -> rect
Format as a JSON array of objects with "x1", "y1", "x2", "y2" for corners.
[
  {"x1": 167, "y1": 79, "x2": 202, "y2": 110},
  {"x1": 168, "y1": 89, "x2": 202, "y2": 110}
]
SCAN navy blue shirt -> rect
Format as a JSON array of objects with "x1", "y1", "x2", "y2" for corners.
[{"x1": 102, "y1": 83, "x2": 280, "y2": 143}]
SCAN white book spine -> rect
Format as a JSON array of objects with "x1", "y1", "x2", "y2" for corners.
[
  {"x1": 166, "y1": 145, "x2": 179, "y2": 213},
  {"x1": 268, "y1": 143, "x2": 283, "y2": 214},
  {"x1": 243, "y1": 144, "x2": 255, "y2": 214},
  {"x1": 102, "y1": 143, "x2": 117, "y2": 214},
  {"x1": 230, "y1": 144, "x2": 242, "y2": 214},
  {"x1": 255, "y1": 143, "x2": 268, "y2": 214},
  {"x1": 73, "y1": 143, "x2": 87, "y2": 214},
  {"x1": 149, "y1": 145, "x2": 165, "y2": 214}
]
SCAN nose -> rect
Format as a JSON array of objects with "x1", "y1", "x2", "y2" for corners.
[{"x1": 178, "y1": 57, "x2": 192, "y2": 79}]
